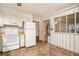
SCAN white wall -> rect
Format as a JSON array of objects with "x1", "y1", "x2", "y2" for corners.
[
  {"x1": 39, "y1": 4, "x2": 79, "y2": 53},
  {"x1": 0, "y1": 6, "x2": 33, "y2": 27},
  {"x1": 39, "y1": 4, "x2": 79, "y2": 43},
  {"x1": 33, "y1": 19, "x2": 39, "y2": 36},
  {"x1": 0, "y1": 6, "x2": 33, "y2": 51}
]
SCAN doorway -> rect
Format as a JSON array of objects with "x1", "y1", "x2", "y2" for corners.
[
  {"x1": 38, "y1": 19, "x2": 50, "y2": 42},
  {"x1": 43, "y1": 19, "x2": 50, "y2": 42}
]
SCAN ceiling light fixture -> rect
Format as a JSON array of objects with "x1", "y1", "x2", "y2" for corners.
[{"x1": 17, "y1": 3, "x2": 22, "y2": 7}]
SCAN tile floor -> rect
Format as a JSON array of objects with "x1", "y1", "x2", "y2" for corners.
[{"x1": 0, "y1": 41, "x2": 79, "y2": 56}]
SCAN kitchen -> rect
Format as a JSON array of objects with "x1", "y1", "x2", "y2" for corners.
[
  {"x1": 0, "y1": 4, "x2": 36, "y2": 53},
  {"x1": 0, "y1": 3, "x2": 79, "y2": 56}
]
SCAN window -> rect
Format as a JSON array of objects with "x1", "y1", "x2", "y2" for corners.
[
  {"x1": 55, "y1": 18, "x2": 60, "y2": 32},
  {"x1": 60, "y1": 16, "x2": 66, "y2": 32},
  {"x1": 67, "y1": 14, "x2": 75, "y2": 33},
  {"x1": 55, "y1": 13, "x2": 79, "y2": 33},
  {"x1": 76, "y1": 13, "x2": 79, "y2": 33}
]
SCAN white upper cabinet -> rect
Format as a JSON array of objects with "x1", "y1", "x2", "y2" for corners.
[
  {"x1": 0, "y1": 17, "x2": 3, "y2": 26},
  {"x1": 0, "y1": 14, "x2": 17, "y2": 25}
]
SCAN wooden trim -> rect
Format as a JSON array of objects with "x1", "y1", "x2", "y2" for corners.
[
  {"x1": 39, "y1": 4, "x2": 79, "y2": 20},
  {"x1": 19, "y1": 32, "x2": 24, "y2": 35},
  {"x1": 0, "y1": 32, "x2": 5, "y2": 35},
  {"x1": 55, "y1": 13, "x2": 79, "y2": 33},
  {"x1": 0, "y1": 24, "x2": 23, "y2": 28},
  {"x1": 65, "y1": 15, "x2": 67, "y2": 49},
  {"x1": 66, "y1": 16, "x2": 67, "y2": 33},
  {"x1": 74, "y1": 13, "x2": 76, "y2": 52},
  {"x1": 75, "y1": 13, "x2": 77, "y2": 34},
  {"x1": 4, "y1": 24, "x2": 18, "y2": 27},
  {"x1": 54, "y1": 32, "x2": 76, "y2": 34},
  {"x1": 19, "y1": 32, "x2": 24, "y2": 47},
  {"x1": 54, "y1": 12, "x2": 79, "y2": 19}
]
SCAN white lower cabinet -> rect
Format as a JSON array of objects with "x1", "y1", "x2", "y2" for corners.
[
  {"x1": 58, "y1": 33, "x2": 66, "y2": 49},
  {"x1": 51, "y1": 33, "x2": 79, "y2": 53},
  {"x1": 66, "y1": 34, "x2": 70, "y2": 50},
  {"x1": 70, "y1": 34, "x2": 75, "y2": 51},
  {"x1": 2, "y1": 35, "x2": 19, "y2": 52},
  {"x1": 51, "y1": 33, "x2": 55, "y2": 44},
  {"x1": 53, "y1": 33, "x2": 56, "y2": 45},
  {"x1": 58, "y1": 33, "x2": 62, "y2": 48},
  {"x1": 62, "y1": 34, "x2": 66, "y2": 49},
  {"x1": 57, "y1": 34, "x2": 59, "y2": 46},
  {"x1": 51, "y1": 33, "x2": 54, "y2": 44},
  {"x1": 54, "y1": 33, "x2": 58, "y2": 46},
  {"x1": 61, "y1": 34, "x2": 63, "y2": 48},
  {"x1": 75, "y1": 34, "x2": 79, "y2": 53},
  {"x1": 57, "y1": 34, "x2": 60, "y2": 46}
]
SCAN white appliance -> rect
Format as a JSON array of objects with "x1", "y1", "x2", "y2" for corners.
[
  {"x1": 24, "y1": 22, "x2": 36, "y2": 47},
  {"x1": 2, "y1": 25, "x2": 19, "y2": 52}
]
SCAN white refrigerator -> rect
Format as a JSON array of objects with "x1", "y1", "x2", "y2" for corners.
[{"x1": 24, "y1": 22, "x2": 36, "y2": 47}]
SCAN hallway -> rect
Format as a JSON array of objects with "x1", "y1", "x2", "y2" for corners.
[{"x1": 0, "y1": 41, "x2": 79, "y2": 56}]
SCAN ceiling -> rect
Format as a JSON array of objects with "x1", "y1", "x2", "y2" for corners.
[{"x1": 0, "y1": 3, "x2": 77, "y2": 18}]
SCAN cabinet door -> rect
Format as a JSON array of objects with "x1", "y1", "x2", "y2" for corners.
[
  {"x1": 53, "y1": 33, "x2": 56, "y2": 45},
  {"x1": 57, "y1": 33, "x2": 59, "y2": 46},
  {"x1": 50, "y1": 33, "x2": 54, "y2": 44},
  {"x1": 53, "y1": 33, "x2": 57, "y2": 46},
  {"x1": 62, "y1": 34, "x2": 66, "y2": 49},
  {"x1": 70, "y1": 34, "x2": 75, "y2": 51},
  {"x1": 58, "y1": 33, "x2": 63, "y2": 48},
  {"x1": 4, "y1": 19, "x2": 10, "y2": 24},
  {"x1": 60, "y1": 33, "x2": 63, "y2": 47},
  {"x1": 75, "y1": 34, "x2": 79, "y2": 53},
  {"x1": 52, "y1": 33, "x2": 55, "y2": 45},
  {"x1": 57, "y1": 33, "x2": 60, "y2": 47},
  {"x1": 66, "y1": 34, "x2": 70, "y2": 50},
  {"x1": 0, "y1": 18, "x2": 3, "y2": 26},
  {"x1": 3, "y1": 34, "x2": 19, "y2": 46}
]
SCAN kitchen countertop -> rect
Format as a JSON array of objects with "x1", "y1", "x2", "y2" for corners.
[
  {"x1": 0, "y1": 32, "x2": 5, "y2": 36},
  {"x1": 19, "y1": 32, "x2": 24, "y2": 35}
]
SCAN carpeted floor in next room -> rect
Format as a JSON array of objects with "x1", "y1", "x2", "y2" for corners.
[{"x1": 0, "y1": 41, "x2": 79, "y2": 56}]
